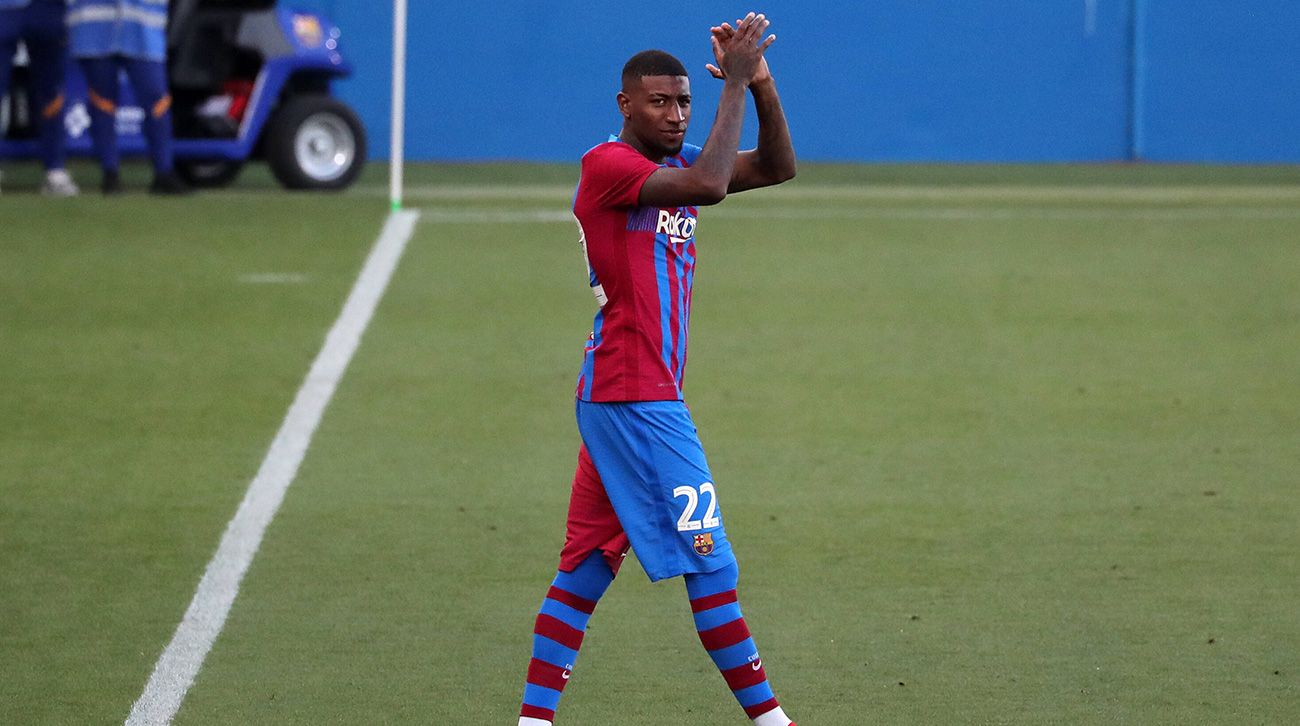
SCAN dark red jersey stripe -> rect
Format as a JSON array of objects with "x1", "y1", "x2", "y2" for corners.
[
  {"x1": 546, "y1": 585, "x2": 598, "y2": 614},
  {"x1": 743, "y1": 697, "x2": 781, "y2": 720},
  {"x1": 520, "y1": 703, "x2": 556, "y2": 721},
  {"x1": 690, "y1": 588, "x2": 738, "y2": 613},
  {"x1": 697, "y1": 617, "x2": 751, "y2": 652},
  {"x1": 526, "y1": 657, "x2": 571, "y2": 692},
  {"x1": 721, "y1": 659, "x2": 768, "y2": 691}
]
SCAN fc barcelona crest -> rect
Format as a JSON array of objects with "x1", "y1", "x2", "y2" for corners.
[{"x1": 693, "y1": 532, "x2": 715, "y2": 556}]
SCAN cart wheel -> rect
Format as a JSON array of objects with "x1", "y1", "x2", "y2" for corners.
[
  {"x1": 265, "y1": 95, "x2": 366, "y2": 190},
  {"x1": 175, "y1": 160, "x2": 244, "y2": 188}
]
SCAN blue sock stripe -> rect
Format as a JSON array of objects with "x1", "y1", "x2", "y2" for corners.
[
  {"x1": 692, "y1": 601, "x2": 744, "y2": 631},
  {"x1": 681, "y1": 565, "x2": 781, "y2": 719},
  {"x1": 522, "y1": 682, "x2": 563, "y2": 711},
  {"x1": 709, "y1": 638, "x2": 759, "y2": 670},
  {"x1": 553, "y1": 553, "x2": 615, "y2": 601},
  {"x1": 520, "y1": 558, "x2": 613, "y2": 721},
  {"x1": 532, "y1": 634, "x2": 579, "y2": 669},
  {"x1": 734, "y1": 681, "x2": 776, "y2": 707},
  {"x1": 684, "y1": 562, "x2": 739, "y2": 600},
  {"x1": 540, "y1": 598, "x2": 593, "y2": 631}
]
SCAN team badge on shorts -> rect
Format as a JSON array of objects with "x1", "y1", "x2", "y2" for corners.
[{"x1": 693, "y1": 532, "x2": 715, "y2": 555}]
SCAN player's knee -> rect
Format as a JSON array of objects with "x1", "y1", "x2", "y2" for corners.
[{"x1": 685, "y1": 561, "x2": 740, "y2": 599}]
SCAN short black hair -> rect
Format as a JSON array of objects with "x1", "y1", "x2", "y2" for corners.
[{"x1": 622, "y1": 49, "x2": 688, "y2": 87}]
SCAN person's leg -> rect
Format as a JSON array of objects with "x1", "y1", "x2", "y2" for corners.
[
  {"x1": 0, "y1": 9, "x2": 20, "y2": 113},
  {"x1": 572, "y1": 400, "x2": 795, "y2": 723},
  {"x1": 520, "y1": 551, "x2": 615, "y2": 725},
  {"x1": 121, "y1": 55, "x2": 185, "y2": 192},
  {"x1": 518, "y1": 446, "x2": 626, "y2": 725},
  {"x1": 684, "y1": 563, "x2": 794, "y2": 726},
  {"x1": 24, "y1": 1, "x2": 78, "y2": 194},
  {"x1": 0, "y1": 9, "x2": 22, "y2": 193},
  {"x1": 78, "y1": 55, "x2": 122, "y2": 192}
]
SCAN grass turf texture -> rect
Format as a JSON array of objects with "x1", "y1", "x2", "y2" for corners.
[{"x1": 2, "y1": 161, "x2": 1298, "y2": 724}]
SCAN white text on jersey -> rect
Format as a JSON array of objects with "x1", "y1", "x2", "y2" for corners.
[{"x1": 656, "y1": 210, "x2": 697, "y2": 245}]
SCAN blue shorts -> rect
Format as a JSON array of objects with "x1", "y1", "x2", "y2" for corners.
[{"x1": 575, "y1": 399, "x2": 736, "y2": 582}]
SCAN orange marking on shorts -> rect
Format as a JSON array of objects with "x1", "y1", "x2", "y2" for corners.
[
  {"x1": 152, "y1": 94, "x2": 172, "y2": 118},
  {"x1": 42, "y1": 94, "x2": 65, "y2": 119},
  {"x1": 89, "y1": 90, "x2": 116, "y2": 115}
]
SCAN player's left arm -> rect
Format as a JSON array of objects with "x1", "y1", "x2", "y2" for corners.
[{"x1": 706, "y1": 21, "x2": 797, "y2": 193}]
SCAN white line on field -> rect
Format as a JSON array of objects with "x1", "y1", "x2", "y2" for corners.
[
  {"x1": 703, "y1": 206, "x2": 1300, "y2": 221},
  {"x1": 419, "y1": 208, "x2": 575, "y2": 223},
  {"x1": 123, "y1": 210, "x2": 421, "y2": 726},
  {"x1": 237, "y1": 272, "x2": 310, "y2": 284},
  {"x1": 411, "y1": 205, "x2": 1300, "y2": 224},
  {"x1": 354, "y1": 183, "x2": 1300, "y2": 203}
]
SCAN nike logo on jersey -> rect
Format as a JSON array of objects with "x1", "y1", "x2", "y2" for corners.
[{"x1": 655, "y1": 209, "x2": 697, "y2": 245}]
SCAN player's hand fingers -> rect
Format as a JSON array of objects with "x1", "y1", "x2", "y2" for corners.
[
  {"x1": 705, "y1": 63, "x2": 725, "y2": 79},
  {"x1": 709, "y1": 34, "x2": 724, "y2": 62},
  {"x1": 735, "y1": 12, "x2": 756, "y2": 41},
  {"x1": 742, "y1": 13, "x2": 765, "y2": 43},
  {"x1": 759, "y1": 34, "x2": 776, "y2": 52},
  {"x1": 733, "y1": 19, "x2": 754, "y2": 47},
  {"x1": 738, "y1": 13, "x2": 759, "y2": 41}
]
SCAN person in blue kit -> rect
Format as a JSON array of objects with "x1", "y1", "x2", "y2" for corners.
[
  {"x1": 0, "y1": 0, "x2": 81, "y2": 196},
  {"x1": 67, "y1": 0, "x2": 188, "y2": 194}
]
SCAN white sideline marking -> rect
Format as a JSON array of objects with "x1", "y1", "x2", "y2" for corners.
[
  {"x1": 419, "y1": 208, "x2": 575, "y2": 223},
  {"x1": 237, "y1": 273, "x2": 309, "y2": 285},
  {"x1": 704, "y1": 206, "x2": 1300, "y2": 221},
  {"x1": 354, "y1": 183, "x2": 1300, "y2": 203},
  {"x1": 124, "y1": 210, "x2": 421, "y2": 726},
  {"x1": 412, "y1": 205, "x2": 1300, "y2": 224}
]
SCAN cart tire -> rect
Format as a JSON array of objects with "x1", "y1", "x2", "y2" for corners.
[
  {"x1": 265, "y1": 95, "x2": 366, "y2": 190},
  {"x1": 175, "y1": 160, "x2": 245, "y2": 188}
]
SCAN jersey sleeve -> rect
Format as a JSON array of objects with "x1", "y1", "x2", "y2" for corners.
[{"x1": 580, "y1": 143, "x2": 660, "y2": 209}]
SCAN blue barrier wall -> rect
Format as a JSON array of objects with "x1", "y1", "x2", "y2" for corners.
[
  {"x1": 294, "y1": 1, "x2": 1300, "y2": 163},
  {"x1": 1136, "y1": 0, "x2": 1300, "y2": 162}
]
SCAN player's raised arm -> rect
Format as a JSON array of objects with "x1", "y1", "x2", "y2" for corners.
[
  {"x1": 627, "y1": 12, "x2": 774, "y2": 208},
  {"x1": 706, "y1": 18, "x2": 797, "y2": 192}
]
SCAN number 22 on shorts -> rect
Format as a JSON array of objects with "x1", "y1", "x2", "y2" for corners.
[{"x1": 674, "y1": 482, "x2": 721, "y2": 532}]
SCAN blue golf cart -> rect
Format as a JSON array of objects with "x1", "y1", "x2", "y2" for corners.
[{"x1": 0, "y1": 0, "x2": 366, "y2": 189}]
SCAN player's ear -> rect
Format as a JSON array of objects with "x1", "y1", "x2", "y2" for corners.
[{"x1": 616, "y1": 91, "x2": 632, "y2": 119}]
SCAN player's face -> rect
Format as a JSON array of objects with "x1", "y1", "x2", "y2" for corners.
[{"x1": 620, "y1": 75, "x2": 691, "y2": 160}]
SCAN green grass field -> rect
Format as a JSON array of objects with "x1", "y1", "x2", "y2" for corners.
[{"x1": 2, "y1": 161, "x2": 1299, "y2": 724}]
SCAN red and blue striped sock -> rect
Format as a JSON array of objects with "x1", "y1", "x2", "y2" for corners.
[
  {"x1": 685, "y1": 563, "x2": 793, "y2": 725},
  {"x1": 519, "y1": 552, "x2": 614, "y2": 724}
]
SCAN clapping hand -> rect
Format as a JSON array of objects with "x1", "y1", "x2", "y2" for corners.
[
  {"x1": 705, "y1": 12, "x2": 775, "y2": 86},
  {"x1": 705, "y1": 12, "x2": 775, "y2": 85}
]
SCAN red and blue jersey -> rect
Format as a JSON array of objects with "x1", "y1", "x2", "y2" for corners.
[{"x1": 574, "y1": 137, "x2": 703, "y2": 402}]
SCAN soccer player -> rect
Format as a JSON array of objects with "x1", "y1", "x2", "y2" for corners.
[{"x1": 517, "y1": 12, "x2": 797, "y2": 726}]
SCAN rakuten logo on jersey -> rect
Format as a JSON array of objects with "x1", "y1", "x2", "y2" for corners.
[{"x1": 656, "y1": 210, "x2": 697, "y2": 245}]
